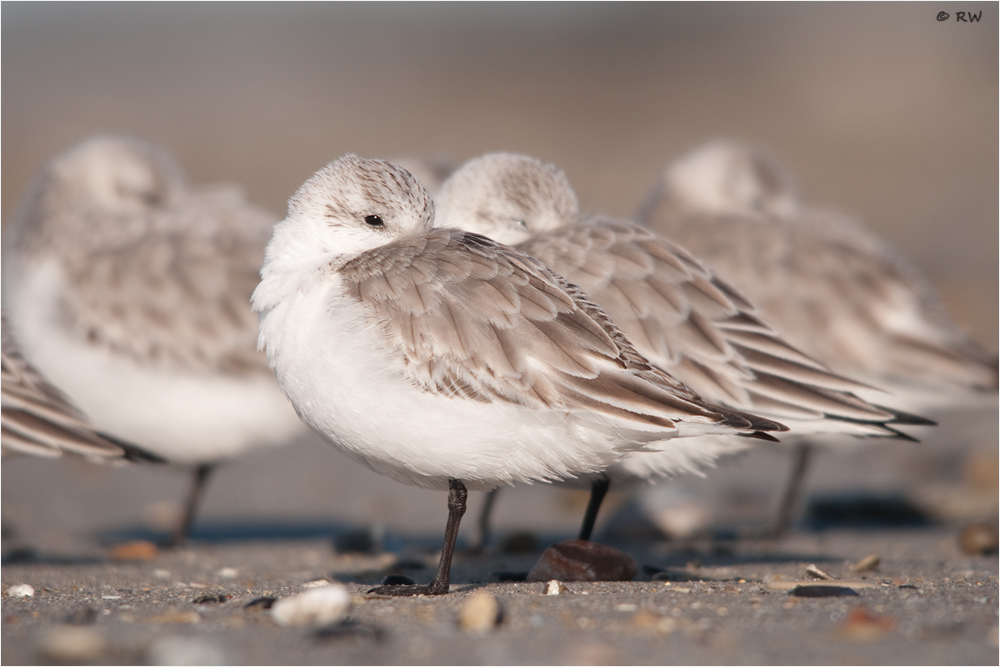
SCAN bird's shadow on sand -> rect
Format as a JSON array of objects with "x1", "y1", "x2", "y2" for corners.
[{"x1": 3, "y1": 492, "x2": 938, "y2": 573}]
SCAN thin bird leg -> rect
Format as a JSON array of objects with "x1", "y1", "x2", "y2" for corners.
[
  {"x1": 578, "y1": 476, "x2": 611, "y2": 541},
  {"x1": 468, "y1": 488, "x2": 500, "y2": 553},
  {"x1": 165, "y1": 463, "x2": 215, "y2": 548},
  {"x1": 369, "y1": 478, "x2": 468, "y2": 596},
  {"x1": 770, "y1": 443, "x2": 814, "y2": 538}
]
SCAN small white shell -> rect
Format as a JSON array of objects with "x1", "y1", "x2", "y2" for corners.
[
  {"x1": 271, "y1": 585, "x2": 352, "y2": 627},
  {"x1": 544, "y1": 580, "x2": 568, "y2": 595},
  {"x1": 7, "y1": 584, "x2": 35, "y2": 598}
]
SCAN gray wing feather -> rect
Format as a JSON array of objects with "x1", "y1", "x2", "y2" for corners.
[
  {"x1": 2, "y1": 316, "x2": 125, "y2": 460},
  {"x1": 56, "y1": 188, "x2": 276, "y2": 376},
  {"x1": 646, "y1": 206, "x2": 998, "y2": 395},
  {"x1": 339, "y1": 228, "x2": 784, "y2": 435},
  {"x1": 519, "y1": 220, "x2": 900, "y2": 428}
]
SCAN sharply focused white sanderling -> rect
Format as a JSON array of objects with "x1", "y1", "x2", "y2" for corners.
[
  {"x1": 637, "y1": 139, "x2": 995, "y2": 531},
  {"x1": 252, "y1": 154, "x2": 785, "y2": 594},
  {"x1": 435, "y1": 152, "x2": 932, "y2": 541},
  {"x1": 2, "y1": 135, "x2": 306, "y2": 545},
  {"x1": 3, "y1": 312, "x2": 126, "y2": 462}
]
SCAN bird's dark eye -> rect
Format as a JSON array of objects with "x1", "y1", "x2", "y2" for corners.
[{"x1": 364, "y1": 215, "x2": 384, "y2": 228}]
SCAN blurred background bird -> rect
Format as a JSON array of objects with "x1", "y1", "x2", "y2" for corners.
[
  {"x1": 3, "y1": 135, "x2": 306, "y2": 547},
  {"x1": 435, "y1": 152, "x2": 936, "y2": 544},
  {"x1": 637, "y1": 140, "x2": 997, "y2": 533}
]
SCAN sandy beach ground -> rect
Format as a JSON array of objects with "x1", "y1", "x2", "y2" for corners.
[{"x1": 2, "y1": 4, "x2": 997, "y2": 664}]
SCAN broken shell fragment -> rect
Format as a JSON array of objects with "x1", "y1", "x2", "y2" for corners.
[
  {"x1": 805, "y1": 564, "x2": 835, "y2": 580},
  {"x1": 850, "y1": 554, "x2": 881, "y2": 573},
  {"x1": 544, "y1": 580, "x2": 569, "y2": 595},
  {"x1": 271, "y1": 585, "x2": 352, "y2": 628}
]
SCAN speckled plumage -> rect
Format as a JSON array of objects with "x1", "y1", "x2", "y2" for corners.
[
  {"x1": 638, "y1": 140, "x2": 997, "y2": 408},
  {"x1": 253, "y1": 154, "x2": 785, "y2": 493},
  {"x1": 2, "y1": 313, "x2": 124, "y2": 461},
  {"x1": 3, "y1": 136, "x2": 305, "y2": 544},
  {"x1": 435, "y1": 153, "x2": 921, "y2": 486}
]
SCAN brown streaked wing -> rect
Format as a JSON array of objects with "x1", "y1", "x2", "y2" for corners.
[
  {"x1": 59, "y1": 189, "x2": 275, "y2": 377},
  {"x1": 653, "y1": 208, "x2": 998, "y2": 393},
  {"x1": 2, "y1": 317, "x2": 125, "y2": 459},
  {"x1": 519, "y1": 219, "x2": 897, "y2": 423},
  {"x1": 339, "y1": 228, "x2": 762, "y2": 432}
]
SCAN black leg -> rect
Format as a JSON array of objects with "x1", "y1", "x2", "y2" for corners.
[
  {"x1": 369, "y1": 479, "x2": 468, "y2": 596},
  {"x1": 468, "y1": 488, "x2": 500, "y2": 553},
  {"x1": 770, "y1": 443, "x2": 813, "y2": 539},
  {"x1": 578, "y1": 476, "x2": 611, "y2": 541},
  {"x1": 164, "y1": 463, "x2": 215, "y2": 548}
]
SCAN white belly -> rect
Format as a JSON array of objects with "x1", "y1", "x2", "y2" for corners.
[
  {"x1": 7, "y1": 261, "x2": 304, "y2": 465},
  {"x1": 257, "y1": 274, "x2": 641, "y2": 491}
]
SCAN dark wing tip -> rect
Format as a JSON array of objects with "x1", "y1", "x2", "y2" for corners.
[
  {"x1": 97, "y1": 434, "x2": 169, "y2": 464},
  {"x1": 712, "y1": 404, "x2": 789, "y2": 434},
  {"x1": 868, "y1": 404, "x2": 937, "y2": 427},
  {"x1": 739, "y1": 430, "x2": 782, "y2": 443},
  {"x1": 876, "y1": 425, "x2": 921, "y2": 443}
]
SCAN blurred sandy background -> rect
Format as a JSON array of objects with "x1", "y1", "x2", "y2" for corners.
[{"x1": 2, "y1": 3, "x2": 996, "y2": 551}]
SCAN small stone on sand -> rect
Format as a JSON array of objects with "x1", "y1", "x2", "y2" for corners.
[
  {"x1": 959, "y1": 522, "x2": 999, "y2": 555},
  {"x1": 526, "y1": 539, "x2": 636, "y2": 582},
  {"x1": 7, "y1": 584, "x2": 34, "y2": 598},
  {"x1": 789, "y1": 585, "x2": 859, "y2": 597},
  {"x1": 109, "y1": 540, "x2": 159, "y2": 561},
  {"x1": 544, "y1": 580, "x2": 569, "y2": 595},
  {"x1": 271, "y1": 585, "x2": 352, "y2": 628},
  {"x1": 457, "y1": 591, "x2": 501, "y2": 633}
]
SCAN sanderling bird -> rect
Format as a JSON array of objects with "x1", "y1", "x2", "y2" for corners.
[
  {"x1": 3, "y1": 312, "x2": 126, "y2": 462},
  {"x1": 435, "y1": 152, "x2": 932, "y2": 542},
  {"x1": 389, "y1": 154, "x2": 456, "y2": 196},
  {"x1": 3, "y1": 135, "x2": 305, "y2": 546},
  {"x1": 252, "y1": 154, "x2": 786, "y2": 595},
  {"x1": 636, "y1": 140, "x2": 995, "y2": 532}
]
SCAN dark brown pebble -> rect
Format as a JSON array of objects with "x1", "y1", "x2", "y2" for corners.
[
  {"x1": 244, "y1": 596, "x2": 277, "y2": 610},
  {"x1": 789, "y1": 585, "x2": 859, "y2": 597},
  {"x1": 526, "y1": 539, "x2": 637, "y2": 582},
  {"x1": 959, "y1": 522, "x2": 999, "y2": 556},
  {"x1": 194, "y1": 594, "x2": 230, "y2": 604}
]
